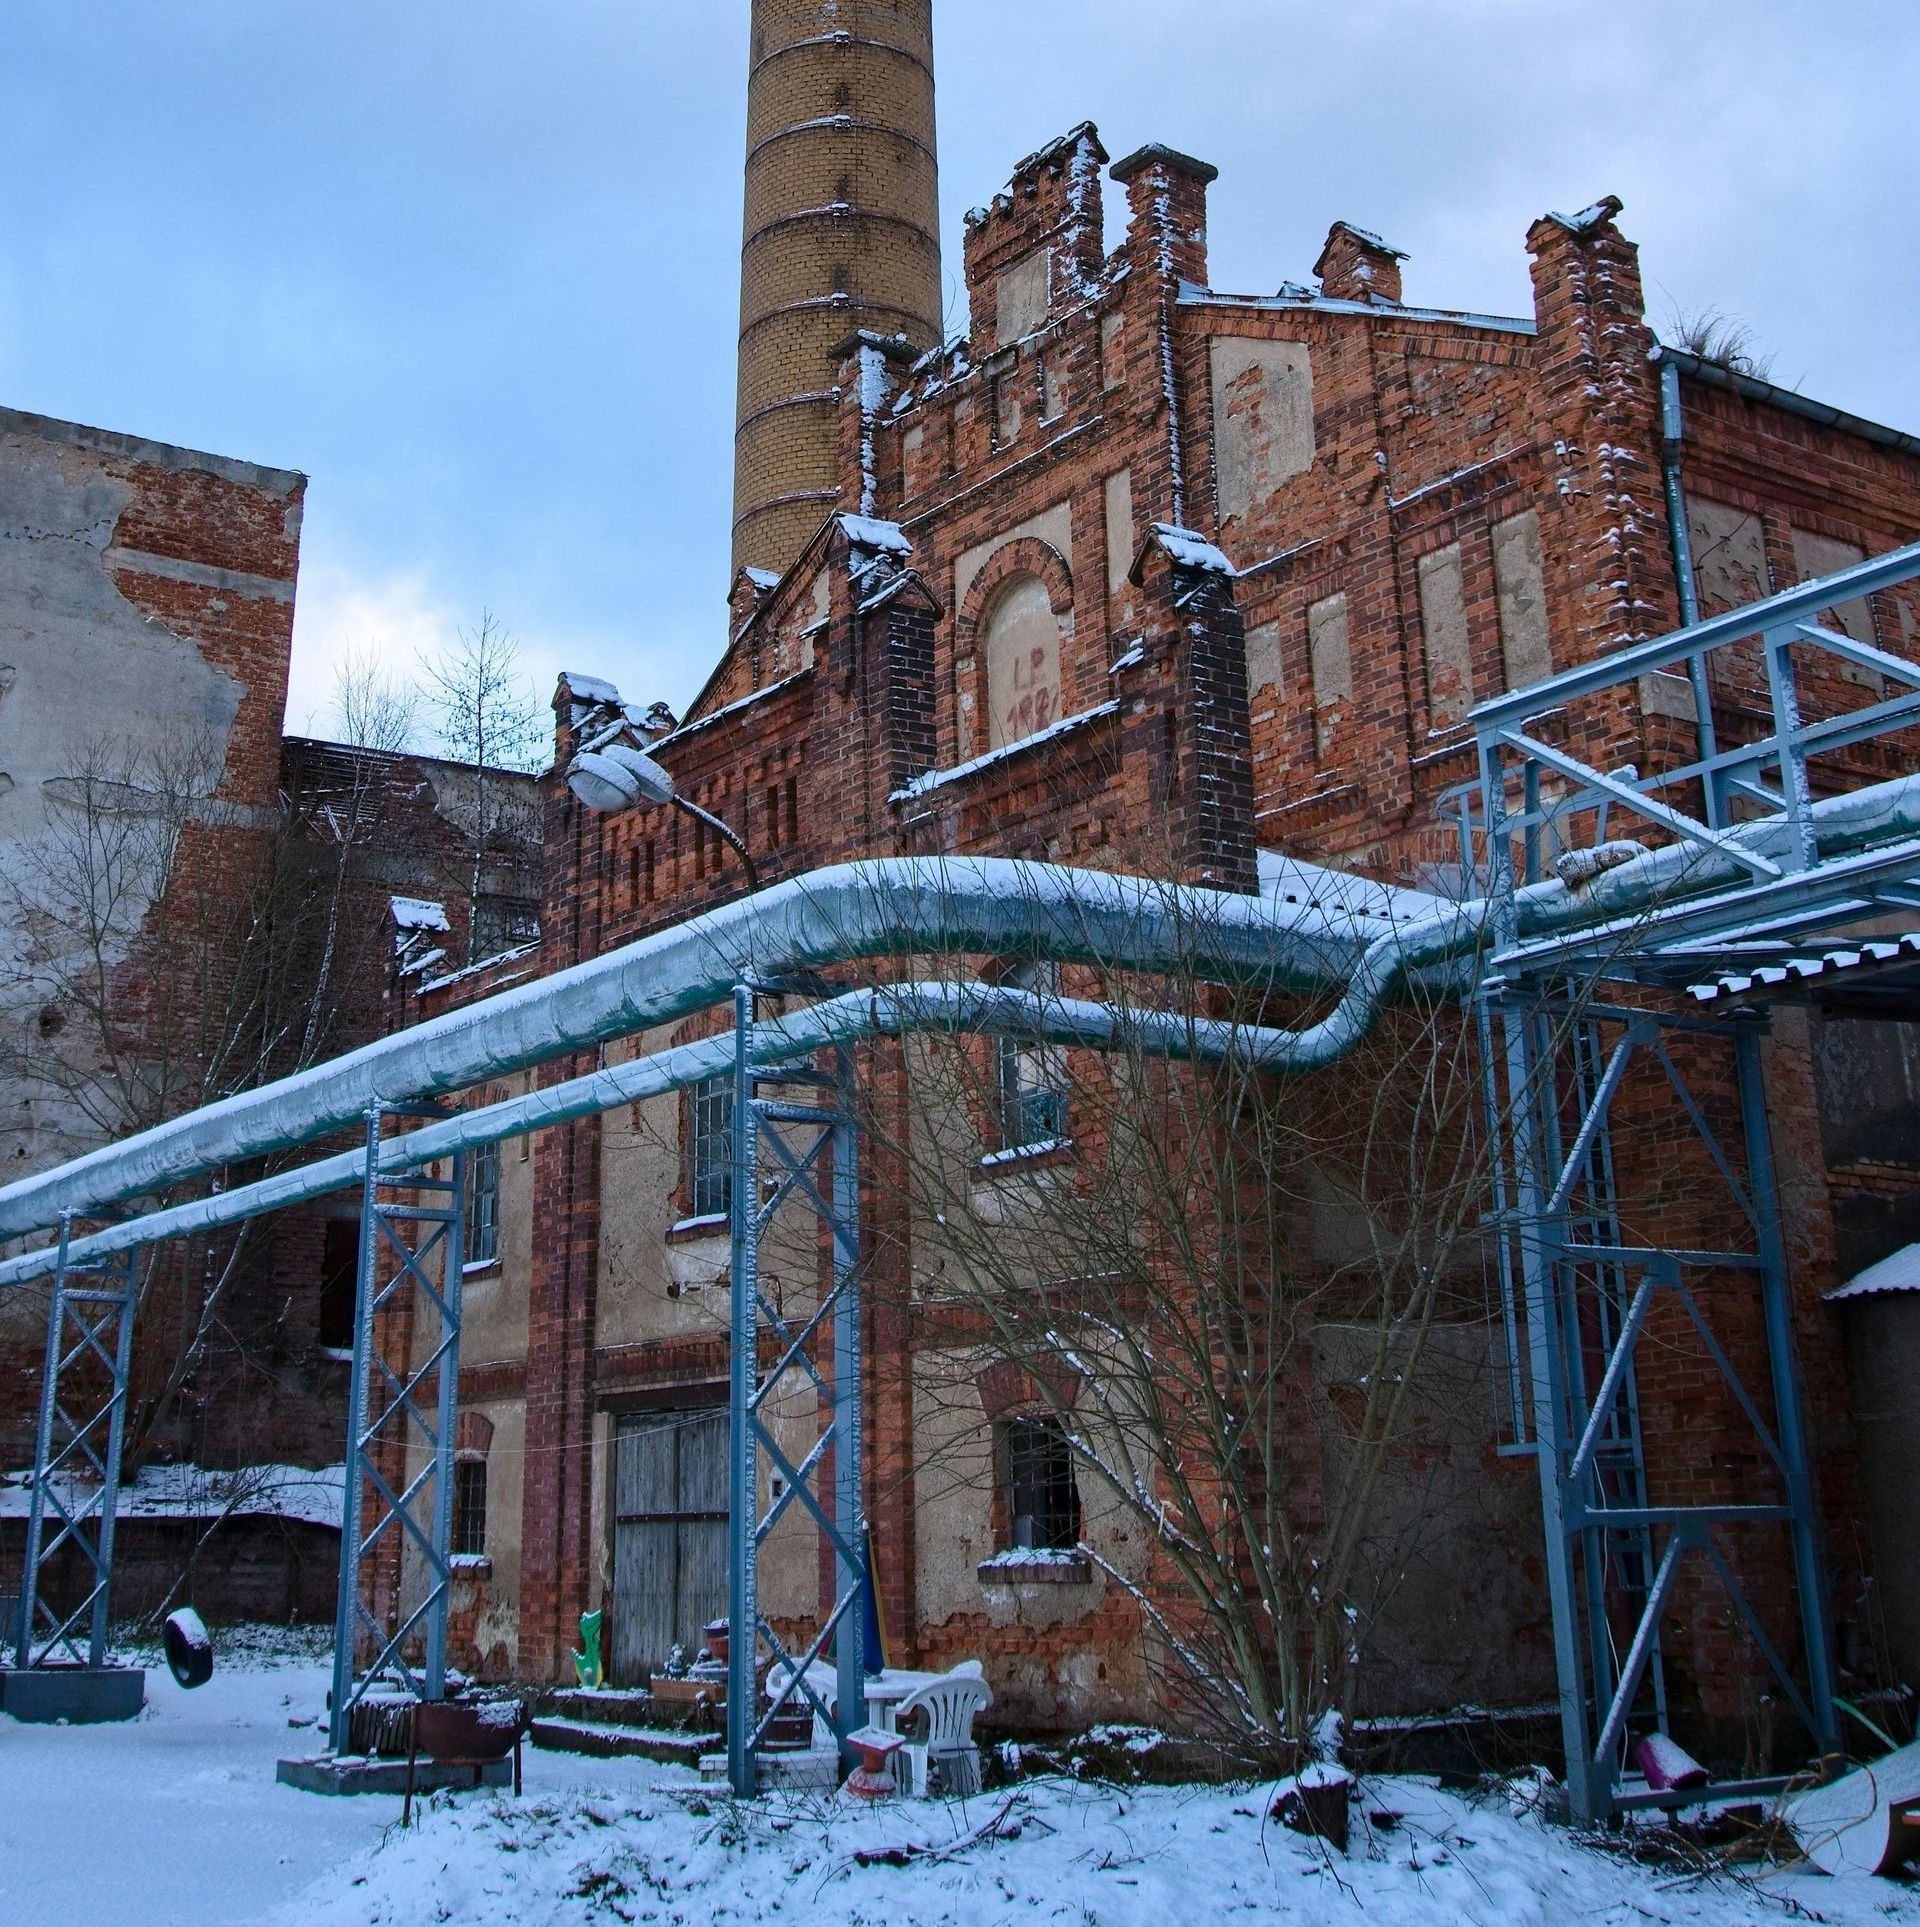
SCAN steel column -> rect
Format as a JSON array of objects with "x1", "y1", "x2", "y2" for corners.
[
  {"x1": 13, "y1": 1216, "x2": 138, "y2": 1670},
  {"x1": 726, "y1": 984, "x2": 867, "y2": 1796},
  {"x1": 328, "y1": 1106, "x2": 466, "y2": 1754}
]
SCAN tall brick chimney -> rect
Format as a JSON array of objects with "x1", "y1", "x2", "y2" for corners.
[{"x1": 734, "y1": 0, "x2": 944, "y2": 582}]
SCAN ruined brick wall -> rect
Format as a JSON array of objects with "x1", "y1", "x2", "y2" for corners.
[{"x1": 472, "y1": 121, "x2": 1920, "y2": 1744}]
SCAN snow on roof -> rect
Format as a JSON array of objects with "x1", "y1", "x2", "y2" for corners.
[
  {"x1": 1325, "y1": 221, "x2": 1408, "y2": 260},
  {"x1": 837, "y1": 512, "x2": 913, "y2": 556},
  {"x1": 1546, "y1": 196, "x2": 1625, "y2": 237},
  {"x1": 743, "y1": 567, "x2": 781, "y2": 591},
  {"x1": 1149, "y1": 524, "x2": 1236, "y2": 576},
  {"x1": 0, "y1": 1461, "x2": 345, "y2": 1528},
  {"x1": 1827, "y1": 1243, "x2": 1920, "y2": 1304},
  {"x1": 891, "y1": 701, "x2": 1122, "y2": 803},
  {"x1": 1258, "y1": 850, "x2": 1445, "y2": 930},
  {"x1": 559, "y1": 671, "x2": 623, "y2": 706},
  {"x1": 1179, "y1": 285, "x2": 1536, "y2": 336},
  {"x1": 389, "y1": 896, "x2": 450, "y2": 932}
]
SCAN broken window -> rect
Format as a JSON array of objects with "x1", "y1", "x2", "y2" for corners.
[
  {"x1": 1002, "y1": 1415, "x2": 1080, "y2": 1551},
  {"x1": 981, "y1": 572, "x2": 1064, "y2": 750},
  {"x1": 452, "y1": 1456, "x2": 488, "y2": 1559},
  {"x1": 466, "y1": 1137, "x2": 501, "y2": 1269},
  {"x1": 687, "y1": 1075, "x2": 734, "y2": 1220},
  {"x1": 997, "y1": 962, "x2": 1069, "y2": 1151},
  {"x1": 473, "y1": 895, "x2": 541, "y2": 960},
  {"x1": 317, "y1": 1219, "x2": 360, "y2": 1354}
]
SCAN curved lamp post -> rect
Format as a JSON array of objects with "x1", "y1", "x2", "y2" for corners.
[{"x1": 566, "y1": 741, "x2": 759, "y2": 891}]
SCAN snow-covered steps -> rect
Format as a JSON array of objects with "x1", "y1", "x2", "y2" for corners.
[{"x1": 529, "y1": 1716, "x2": 710, "y2": 1768}]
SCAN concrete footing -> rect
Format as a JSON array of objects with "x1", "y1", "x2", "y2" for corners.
[
  {"x1": 276, "y1": 1753, "x2": 513, "y2": 1797},
  {"x1": 0, "y1": 1664, "x2": 147, "y2": 1724}
]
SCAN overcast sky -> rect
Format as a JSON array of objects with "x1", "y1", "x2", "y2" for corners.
[{"x1": 5, "y1": 1, "x2": 1916, "y2": 741}]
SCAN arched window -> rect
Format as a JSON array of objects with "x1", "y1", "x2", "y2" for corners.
[{"x1": 981, "y1": 573, "x2": 1063, "y2": 751}]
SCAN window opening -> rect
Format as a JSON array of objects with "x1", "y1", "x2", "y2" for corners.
[
  {"x1": 1003, "y1": 1415, "x2": 1080, "y2": 1551},
  {"x1": 997, "y1": 961, "x2": 1069, "y2": 1150},
  {"x1": 688, "y1": 1075, "x2": 734, "y2": 1219},
  {"x1": 452, "y1": 1457, "x2": 488, "y2": 1558},
  {"x1": 467, "y1": 1137, "x2": 501, "y2": 1269}
]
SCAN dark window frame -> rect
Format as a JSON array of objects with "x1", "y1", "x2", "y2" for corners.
[
  {"x1": 452, "y1": 1456, "x2": 488, "y2": 1559},
  {"x1": 466, "y1": 1138, "x2": 501, "y2": 1269},
  {"x1": 1001, "y1": 1415, "x2": 1080, "y2": 1552}
]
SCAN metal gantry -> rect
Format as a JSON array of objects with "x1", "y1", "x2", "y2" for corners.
[
  {"x1": 1468, "y1": 545, "x2": 1920, "y2": 1821},
  {"x1": 328, "y1": 1106, "x2": 467, "y2": 1753},
  {"x1": 727, "y1": 982, "x2": 867, "y2": 1796},
  {"x1": 12, "y1": 1215, "x2": 138, "y2": 1670}
]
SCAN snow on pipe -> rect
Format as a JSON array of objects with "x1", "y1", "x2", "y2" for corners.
[
  {"x1": 4, "y1": 769, "x2": 1920, "y2": 1250},
  {"x1": 0, "y1": 979, "x2": 1432, "y2": 1290},
  {"x1": 0, "y1": 857, "x2": 1381, "y2": 1242}
]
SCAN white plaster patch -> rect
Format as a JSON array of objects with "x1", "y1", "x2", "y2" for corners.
[
  {"x1": 996, "y1": 251, "x2": 1051, "y2": 349},
  {"x1": 1492, "y1": 509, "x2": 1552, "y2": 690},
  {"x1": 1418, "y1": 541, "x2": 1473, "y2": 726},
  {"x1": 1686, "y1": 496, "x2": 1770, "y2": 617},
  {"x1": 1102, "y1": 470, "x2": 1134, "y2": 599},
  {"x1": 1210, "y1": 336, "x2": 1314, "y2": 523}
]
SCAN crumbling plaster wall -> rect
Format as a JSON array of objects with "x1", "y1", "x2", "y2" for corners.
[{"x1": 0, "y1": 411, "x2": 302, "y2": 1182}]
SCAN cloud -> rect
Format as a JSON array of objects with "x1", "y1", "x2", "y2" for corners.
[{"x1": 285, "y1": 552, "x2": 463, "y2": 742}]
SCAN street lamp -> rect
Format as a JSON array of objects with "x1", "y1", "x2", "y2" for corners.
[{"x1": 566, "y1": 740, "x2": 760, "y2": 890}]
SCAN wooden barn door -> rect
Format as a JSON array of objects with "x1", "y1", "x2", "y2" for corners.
[{"x1": 610, "y1": 1408, "x2": 728, "y2": 1685}]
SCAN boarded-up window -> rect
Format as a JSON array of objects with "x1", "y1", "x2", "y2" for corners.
[
  {"x1": 1210, "y1": 338, "x2": 1314, "y2": 522},
  {"x1": 1245, "y1": 621, "x2": 1283, "y2": 700},
  {"x1": 1308, "y1": 594, "x2": 1351, "y2": 754},
  {"x1": 982, "y1": 573, "x2": 1064, "y2": 749},
  {"x1": 1039, "y1": 356, "x2": 1067, "y2": 422},
  {"x1": 1686, "y1": 497, "x2": 1770, "y2": 617},
  {"x1": 1104, "y1": 470, "x2": 1134, "y2": 598},
  {"x1": 993, "y1": 367, "x2": 1023, "y2": 448},
  {"x1": 996, "y1": 252, "x2": 1050, "y2": 348},
  {"x1": 1493, "y1": 510, "x2": 1551, "y2": 690},
  {"x1": 1419, "y1": 542, "x2": 1473, "y2": 726},
  {"x1": 1794, "y1": 528, "x2": 1879, "y2": 690}
]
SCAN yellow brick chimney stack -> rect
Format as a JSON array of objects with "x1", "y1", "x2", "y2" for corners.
[{"x1": 733, "y1": 0, "x2": 943, "y2": 582}]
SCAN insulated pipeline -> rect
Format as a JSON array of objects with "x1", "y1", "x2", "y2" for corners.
[{"x1": 5, "y1": 768, "x2": 1920, "y2": 1250}]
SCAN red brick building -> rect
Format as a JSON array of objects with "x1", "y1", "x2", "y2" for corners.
[{"x1": 427, "y1": 108, "x2": 1920, "y2": 1753}]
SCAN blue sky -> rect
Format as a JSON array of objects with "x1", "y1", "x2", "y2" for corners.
[{"x1": 5, "y1": 1, "x2": 1916, "y2": 739}]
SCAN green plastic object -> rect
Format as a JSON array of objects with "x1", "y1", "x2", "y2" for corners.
[{"x1": 572, "y1": 1610, "x2": 605, "y2": 1689}]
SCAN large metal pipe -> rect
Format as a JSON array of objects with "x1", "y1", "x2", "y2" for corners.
[
  {"x1": 12, "y1": 759, "x2": 1920, "y2": 1286},
  {"x1": 0, "y1": 857, "x2": 1382, "y2": 1241},
  {"x1": 0, "y1": 978, "x2": 1442, "y2": 1290},
  {"x1": 6, "y1": 767, "x2": 1920, "y2": 1252}
]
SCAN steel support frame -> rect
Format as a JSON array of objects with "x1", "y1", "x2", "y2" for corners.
[
  {"x1": 328, "y1": 1106, "x2": 466, "y2": 1754},
  {"x1": 1491, "y1": 989, "x2": 1838, "y2": 1822},
  {"x1": 12, "y1": 1215, "x2": 138, "y2": 1670},
  {"x1": 727, "y1": 983, "x2": 865, "y2": 1797}
]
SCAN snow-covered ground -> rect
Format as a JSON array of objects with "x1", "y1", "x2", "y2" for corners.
[{"x1": 4, "y1": 1633, "x2": 1919, "y2": 1925}]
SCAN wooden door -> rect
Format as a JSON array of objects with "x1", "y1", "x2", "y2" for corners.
[{"x1": 610, "y1": 1408, "x2": 728, "y2": 1685}]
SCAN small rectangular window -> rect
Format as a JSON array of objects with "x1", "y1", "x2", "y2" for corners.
[
  {"x1": 1003, "y1": 1416, "x2": 1079, "y2": 1551},
  {"x1": 452, "y1": 1458, "x2": 488, "y2": 1558},
  {"x1": 996, "y1": 962, "x2": 1069, "y2": 1151},
  {"x1": 317, "y1": 1220, "x2": 360, "y2": 1353},
  {"x1": 466, "y1": 1138, "x2": 501, "y2": 1269},
  {"x1": 688, "y1": 1075, "x2": 734, "y2": 1219}
]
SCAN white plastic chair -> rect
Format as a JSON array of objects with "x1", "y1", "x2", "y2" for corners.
[{"x1": 894, "y1": 1661, "x2": 992, "y2": 1798}]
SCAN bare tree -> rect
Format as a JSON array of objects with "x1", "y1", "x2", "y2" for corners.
[
  {"x1": 833, "y1": 863, "x2": 1551, "y2": 1771},
  {"x1": 330, "y1": 645, "x2": 420, "y2": 756},
  {"x1": 423, "y1": 612, "x2": 545, "y2": 965}
]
